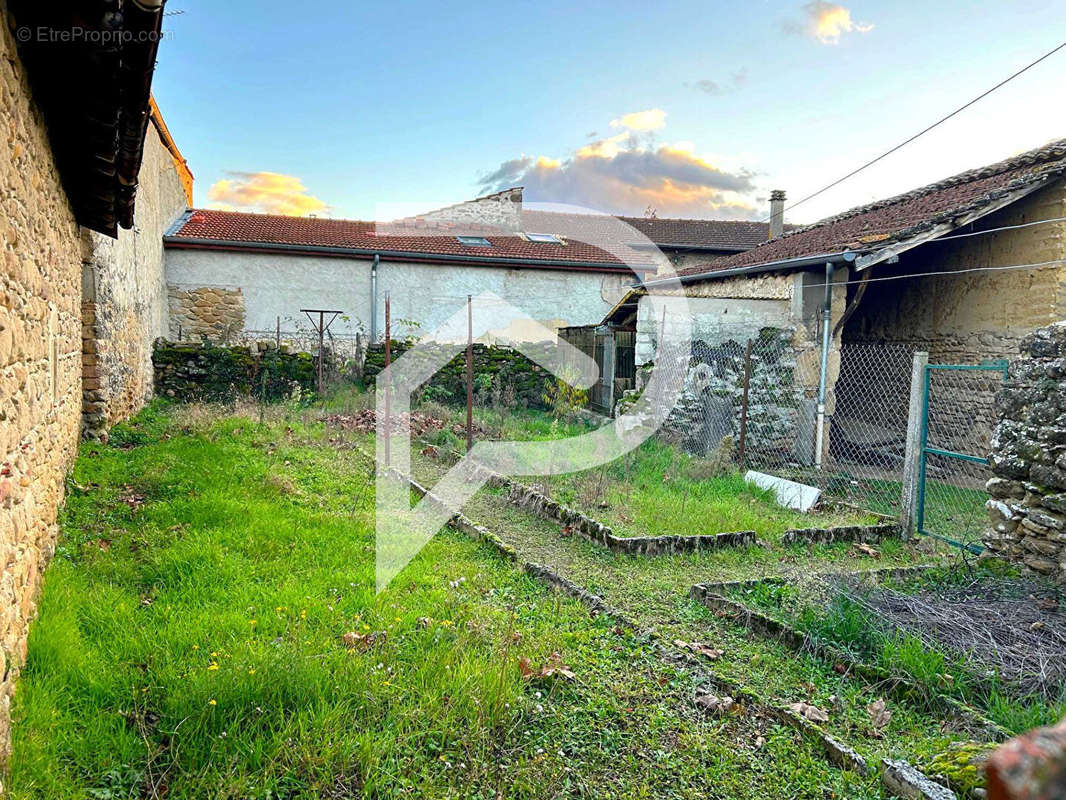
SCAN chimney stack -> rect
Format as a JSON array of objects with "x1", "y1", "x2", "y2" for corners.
[{"x1": 769, "y1": 189, "x2": 786, "y2": 239}]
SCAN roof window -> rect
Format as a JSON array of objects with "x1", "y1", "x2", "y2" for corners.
[
  {"x1": 456, "y1": 235, "x2": 491, "y2": 247},
  {"x1": 525, "y1": 232, "x2": 563, "y2": 244}
]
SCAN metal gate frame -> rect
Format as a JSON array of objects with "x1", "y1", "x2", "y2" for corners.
[{"x1": 916, "y1": 360, "x2": 1009, "y2": 553}]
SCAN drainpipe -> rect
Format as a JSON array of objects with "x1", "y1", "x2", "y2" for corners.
[
  {"x1": 370, "y1": 254, "x2": 380, "y2": 342},
  {"x1": 815, "y1": 261, "x2": 834, "y2": 470}
]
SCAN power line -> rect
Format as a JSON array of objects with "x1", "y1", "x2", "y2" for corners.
[
  {"x1": 774, "y1": 40, "x2": 1066, "y2": 220},
  {"x1": 781, "y1": 258, "x2": 1066, "y2": 292},
  {"x1": 923, "y1": 215, "x2": 1066, "y2": 242}
]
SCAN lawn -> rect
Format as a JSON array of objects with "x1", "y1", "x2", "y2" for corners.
[
  {"x1": 7, "y1": 401, "x2": 889, "y2": 799},
  {"x1": 329, "y1": 392, "x2": 877, "y2": 542}
]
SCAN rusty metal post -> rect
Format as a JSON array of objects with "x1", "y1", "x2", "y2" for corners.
[
  {"x1": 466, "y1": 294, "x2": 473, "y2": 453},
  {"x1": 738, "y1": 338, "x2": 753, "y2": 467},
  {"x1": 384, "y1": 293, "x2": 391, "y2": 467},
  {"x1": 316, "y1": 311, "x2": 325, "y2": 393}
]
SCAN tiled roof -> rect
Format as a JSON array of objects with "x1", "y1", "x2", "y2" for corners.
[
  {"x1": 165, "y1": 209, "x2": 653, "y2": 271},
  {"x1": 677, "y1": 138, "x2": 1066, "y2": 277},
  {"x1": 522, "y1": 210, "x2": 782, "y2": 251}
]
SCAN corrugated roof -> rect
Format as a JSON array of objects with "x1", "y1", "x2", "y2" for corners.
[{"x1": 677, "y1": 138, "x2": 1066, "y2": 278}]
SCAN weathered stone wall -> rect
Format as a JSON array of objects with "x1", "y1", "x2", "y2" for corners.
[
  {"x1": 363, "y1": 341, "x2": 555, "y2": 408},
  {"x1": 845, "y1": 180, "x2": 1066, "y2": 362},
  {"x1": 153, "y1": 340, "x2": 315, "y2": 401},
  {"x1": 0, "y1": 10, "x2": 85, "y2": 760},
  {"x1": 985, "y1": 322, "x2": 1066, "y2": 578},
  {"x1": 167, "y1": 285, "x2": 246, "y2": 342},
  {"x1": 81, "y1": 118, "x2": 189, "y2": 438}
]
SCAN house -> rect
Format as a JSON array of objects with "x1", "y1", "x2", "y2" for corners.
[
  {"x1": 595, "y1": 140, "x2": 1066, "y2": 469},
  {"x1": 1, "y1": 0, "x2": 185, "y2": 758}
]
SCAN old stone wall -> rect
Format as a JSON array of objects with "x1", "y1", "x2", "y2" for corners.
[
  {"x1": 363, "y1": 341, "x2": 555, "y2": 409},
  {"x1": 984, "y1": 322, "x2": 1066, "y2": 579},
  {"x1": 153, "y1": 340, "x2": 314, "y2": 401},
  {"x1": 845, "y1": 180, "x2": 1066, "y2": 362},
  {"x1": 167, "y1": 285, "x2": 246, "y2": 342},
  {"x1": 0, "y1": 11, "x2": 85, "y2": 760},
  {"x1": 81, "y1": 118, "x2": 189, "y2": 438}
]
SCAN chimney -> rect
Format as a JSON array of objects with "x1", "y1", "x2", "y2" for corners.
[{"x1": 769, "y1": 189, "x2": 786, "y2": 239}]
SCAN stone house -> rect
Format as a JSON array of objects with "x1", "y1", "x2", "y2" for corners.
[
  {"x1": 161, "y1": 188, "x2": 779, "y2": 349},
  {"x1": 0, "y1": 0, "x2": 187, "y2": 760},
  {"x1": 597, "y1": 140, "x2": 1066, "y2": 467}
]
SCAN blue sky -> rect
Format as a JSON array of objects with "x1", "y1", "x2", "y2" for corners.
[{"x1": 151, "y1": 1, "x2": 1066, "y2": 225}]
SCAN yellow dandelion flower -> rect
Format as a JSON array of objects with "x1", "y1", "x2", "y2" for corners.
[
  {"x1": 207, "y1": 662, "x2": 219, "y2": 671},
  {"x1": 208, "y1": 699, "x2": 217, "y2": 706}
]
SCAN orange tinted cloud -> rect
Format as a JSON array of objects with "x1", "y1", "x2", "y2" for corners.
[
  {"x1": 609, "y1": 108, "x2": 667, "y2": 131},
  {"x1": 790, "y1": 2, "x2": 873, "y2": 44},
  {"x1": 207, "y1": 171, "x2": 328, "y2": 216},
  {"x1": 479, "y1": 136, "x2": 757, "y2": 219}
]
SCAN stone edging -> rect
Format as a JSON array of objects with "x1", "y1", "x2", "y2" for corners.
[
  {"x1": 494, "y1": 472, "x2": 902, "y2": 554},
  {"x1": 690, "y1": 582, "x2": 1011, "y2": 743},
  {"x1": 694, "y1": 564, "x2": 937, "y2": 597},
  {"x1": 352, "y1": 445, "x2": 885, "y2": 780}
]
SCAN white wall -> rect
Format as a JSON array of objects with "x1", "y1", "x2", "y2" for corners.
[{"x1": 164, "y1": 248, "x2": 634, "y2": 342}]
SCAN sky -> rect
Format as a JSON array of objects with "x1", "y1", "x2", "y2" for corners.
[{"x1": 151, "y1": 1, "x2": 1066, "y2": 226}]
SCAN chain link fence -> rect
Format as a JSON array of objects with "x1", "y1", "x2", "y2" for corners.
[{"x1": 633, "y1": 325, "x2": 1004, "y2": 541}]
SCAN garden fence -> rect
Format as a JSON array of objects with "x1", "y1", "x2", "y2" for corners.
[{"x1": 646, "y1": 327, "x2": 1003, "y2": 545}]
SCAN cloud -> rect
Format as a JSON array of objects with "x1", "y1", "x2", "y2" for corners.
[
  {"x1": 207, "y1": 171, "x2": 329, "y2": 216},
  {"x1": 687, "y1": 68, "x2": 748, "y2": 95},
  {"x1": 609, "y1": 108, "x2": 667, "y2": 131},
  {"x1": 785, "y1": 2, "x2": 873, "y2": 44},
  {"x1": 478, "y1": 133, "x2": 757, "y2": 219}
]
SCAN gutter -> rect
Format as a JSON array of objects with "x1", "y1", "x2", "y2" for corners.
[
  {"x1": 163, "y1": 236, "x2": 648, "y2": 274},
  {"x1": 642, "y1": 251, "x2": 860, "y2": 288}
]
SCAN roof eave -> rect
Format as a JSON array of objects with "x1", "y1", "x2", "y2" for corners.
[
  {"x1": 163, "y1": 236, "x2": 651, "y2": 273},
  {"x1": 644, "y1": 251, "x2": 858, "y2": 288}
]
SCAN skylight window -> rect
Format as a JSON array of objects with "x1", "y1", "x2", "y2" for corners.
[
  {"x1": 525, "y1": 232, "x2": 563, "y2": 244},
  {"x1": 456, "y1": 235, "x2": 491, "y2": 247}
]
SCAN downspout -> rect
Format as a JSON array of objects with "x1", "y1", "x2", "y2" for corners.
[
  {"x1": 815, "y1": 261, "x2": 834, "y2": 470},
  {"x1": 370, "y1": 254, "x2": 379, "y2": 342}
]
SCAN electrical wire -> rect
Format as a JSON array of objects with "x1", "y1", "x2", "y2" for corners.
[
  {"x1": 775, "y1": 258, "x2": 1066, "y2": 292},
  {"x1": 767, "y1": 40, "x2": 1066, "y2": 220},
  {"x1": 919, "y1": 215, "x2": 1066, "y2": 242}
]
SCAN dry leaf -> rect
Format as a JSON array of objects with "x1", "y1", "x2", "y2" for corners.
[
  {"x1": 341, "y1": 630, "x2": 386, "y2": 651},
  {"x1": 867, "y1": 698, "x2": 892, "y2": 732},
  {"x1": 852, "y1": 542, "x2": 881, "y2": 558},
  {"x1": 788, "y1": 701, "x2": 829, "y2": 724},
  {"x1": 518, "y1": 657, "x2": 535, "y2": 679},
  {"x1": 674, "y1": 640, "x2": 725, "y2": 661},
  {"x1": 539, "y1": 652, "x2": 576, "y2": 680},
  {"x1": 695, "y1": 693, "x2": 737, "y2": 717}
]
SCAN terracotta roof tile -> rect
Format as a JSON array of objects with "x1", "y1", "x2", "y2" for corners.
[
  {"x1": 166, "y1": 209, "x2": 655, "y2": 271},
  {"x1": 677, "y1": 138, "x2": 1066, "y2": 278}
]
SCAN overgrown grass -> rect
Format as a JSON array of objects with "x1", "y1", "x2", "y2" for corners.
[
  {"x1": 8, "y1": 401, "x2": 887, "y2": 799},
  {"x1": 730, "y1": 566, "x2": 1066, "y2": 734}
]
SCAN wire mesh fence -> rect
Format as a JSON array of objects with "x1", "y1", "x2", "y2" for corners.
[
  {"x1": 919, "y1": 363, "x2": 1008, "y2": 550},
  {"x1": 639, "y1": 325, "x2": 1006, "y2": 543}
]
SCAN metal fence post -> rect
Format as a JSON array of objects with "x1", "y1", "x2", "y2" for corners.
[
  {"x1": 899, "y1": 350, "x2": 929, "y2": 538},
  {"x1": 738, "y1": 338, "x2": 753, "y2": 466},
  {"x1": 602, "y1": 325, "x2": 616, "y2": 414}
]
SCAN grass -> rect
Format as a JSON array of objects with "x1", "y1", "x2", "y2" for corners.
[
  {"x1": 727, "y1": 564, "x2": 1066, "y2": 734},
  {"x1": 329, "y1": 390, "x2": 878, "y2": 542},
  {"x1": 8, "y1": 400, "x2": 890, "y2": 799}
]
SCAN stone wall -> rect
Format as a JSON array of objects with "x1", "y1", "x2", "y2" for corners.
[
  {"x1": 363, "y1": 341, "x2": 555, "y2": 409},
  {"x1": 153, "y1": 340, "x2": 315, "y2": 401},
  {"x1": 80, "y1": 115, "x2": 189, "y2": 439},
  {"x1": 845, "y1": 180, "x2": 1066, "y2": 362},
  {"x1": 0, "y1": 11, "x2": 85, "y2": 761},
  {"x1": 167, "y1": 285, "x2": 246, "y2": 342},
  {"x1": 984, "y1": 322, "x2": 1066, "y2": 579}
]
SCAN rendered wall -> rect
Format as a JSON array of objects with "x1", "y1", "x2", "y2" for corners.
[
  {"x1": 0, "y1": 13, "x2": 84, "y2": 762},
  {"x1": 164, "y1": 248, "x2": 632, "y2": 343}
]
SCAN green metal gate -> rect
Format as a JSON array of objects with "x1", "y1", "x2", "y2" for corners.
[{"x1": 917, "y1": 361, "x2": 1009, "y2": 553}]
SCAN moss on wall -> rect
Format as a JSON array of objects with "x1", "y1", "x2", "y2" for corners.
[
  {"x1": 153, "y1": 340, "x2": 315, "y2": 401},
  {"x1": 363, "y1": 341, "x2": 553, "y2": 408}
]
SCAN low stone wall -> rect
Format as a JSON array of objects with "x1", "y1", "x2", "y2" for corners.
[
  {"x1": 364, "y1": 341, "x2": 554, "y2": 409},
  {"x1": 153, "y1": 340, "x2": 315, "y2": 401},
  {"x1": 984, "y1": 323, "x2": 1066, "y2": 579}
]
